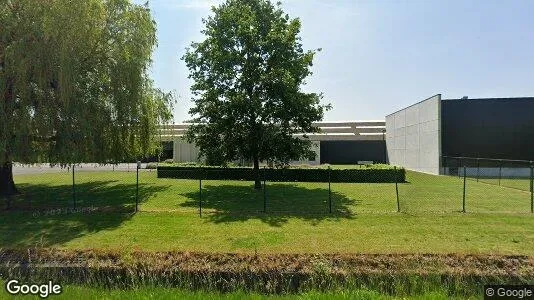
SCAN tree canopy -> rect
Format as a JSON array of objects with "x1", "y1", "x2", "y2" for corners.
[
  {"x1": 183, "y1": 0, "x2": 330, "y2": 188},
  {"x1": 0, "y1": 0, "x2": 173, "y2": 194}
]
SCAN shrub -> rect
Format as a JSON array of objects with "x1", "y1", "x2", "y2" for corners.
[
  {"x1": 157, "y1": 166, "x2": 405, "y2": 183},
  {"x1": 146, "y1": 163, "x2": 158, "y2": 169}
]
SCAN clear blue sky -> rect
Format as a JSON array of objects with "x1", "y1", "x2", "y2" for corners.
[{"x1": 134, "y1": 0, "x2": 534, "y2": 123}]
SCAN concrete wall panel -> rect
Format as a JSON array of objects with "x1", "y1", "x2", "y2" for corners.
[
  {"x1": 386, "y1": 118, "x2": 395, "y2": 138},
  {"x1": 385, "y1": 95, "x2": 442, "y2": 174},
  {"x1": 419, "y1": 120, "x2": 439, "y2": 134},
  {"x1": 405, "y1": 150, "x2": 419, "y2": 167},
  {"x1": 405, "y1": 123, "x2": 419, "y2": 136},
  {"x1": 394, "y1": 110, "x2": 406, "y2": 128},
  {"x1": 173, "y1": 139, "x2": 201, "y2": 163},
  {"x1": 419, "y1": 96, "x2": 439, "y2": 123},
  {"x1": 394, "y1": 135, "x2": 406, "y2": 150},
  {"x1": 404, "y1": 105, "x2": 419, "y2": 126},
  {"x1": 405, "y1": 132, "x2": 419, "y2": 150}
]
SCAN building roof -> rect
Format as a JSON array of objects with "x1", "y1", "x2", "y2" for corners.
[{"x1": 158, "y1": 121, "x2": 386, "y2": 142}]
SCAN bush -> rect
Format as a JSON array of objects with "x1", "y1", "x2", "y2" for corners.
[
  {"x1": 146, "y1": 162, "x2": 158, "y2": 169},
  {"x1": 157, "y1": 166, "x2": 405, "y2": 183}
]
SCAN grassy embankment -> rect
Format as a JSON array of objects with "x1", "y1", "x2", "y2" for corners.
[{"x1": 1, "y1": 170, "x2": 533, "y2": 253}]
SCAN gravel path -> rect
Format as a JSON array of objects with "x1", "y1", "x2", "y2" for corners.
[{"x1": 13, "y1": 163, "x2": 153, "y2": 175}]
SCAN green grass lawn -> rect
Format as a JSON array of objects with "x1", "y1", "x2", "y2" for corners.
[
  {"x1": 476, "y1": 177, "x2": 532, "y2": 192},
  {"x1": 6, "y1": 169, "x2": 532, "y2": 214},
  {"x1": 1, "y1": 170, "x2": 533, "y2": 254}
]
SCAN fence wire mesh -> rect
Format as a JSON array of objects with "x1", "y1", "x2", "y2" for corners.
[
  {"x1": 442, "y1": 156, "x2": 533, "y2": 214},
  {"x1": 2, "y1": 164, "x2": 140, "y2": 213},
  {"x1": 2, "y1": 158, "x2": 533, "y2": 216}
]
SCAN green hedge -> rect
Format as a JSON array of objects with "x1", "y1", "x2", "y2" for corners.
[{"x1": 157, "y1": 166, "x2": 405, "y2": 183}]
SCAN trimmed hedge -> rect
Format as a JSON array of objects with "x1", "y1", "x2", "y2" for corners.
[{"x1": 157, "y1": 166, "x2": 405, "y2": 183}]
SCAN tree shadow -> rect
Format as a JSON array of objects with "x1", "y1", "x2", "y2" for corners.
[
  {"x1": 1, "y1": 181, "x2": 169, "y2": 211},
  {"x1": 180, "y1": 183, "x2": 357, "y2": 226},
  {"x1": 0, "y1": 210, "x2": 133, "y2": 248},
  {"x1": 0, "y1": 181, "x2": 171, "y2": 247}
]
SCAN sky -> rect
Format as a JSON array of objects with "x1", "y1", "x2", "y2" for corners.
[{"x1": 133, "y1": 0, "x2": 534, "y2": 123}]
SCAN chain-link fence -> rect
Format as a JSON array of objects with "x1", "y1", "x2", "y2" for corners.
[
  {"x1": 2, "y1": 164, "x2": 144, "y2": 213},
  {"x1": 155, "y1": 168, "x2": 346, "y2": 218},
  {"x1": 392, "y1": 157, "x2": 533, "y2": 214},
  {"x1": 440, "y1": 156, "x2": 534, "y2": 214},
  {"x1": 2, "y1": 159, "x2": 533, "y2": 216},
  {"x1": 443, "y1": 156, "x2": 533, "y2": 192}
]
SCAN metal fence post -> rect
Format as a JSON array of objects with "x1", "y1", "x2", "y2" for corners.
[
  {"x1": 72, "y1": 164, "x2": 76, "y2": 209},
  {"x1": 135, "y1": 161, "x2": 140, "y2": 213},
  {"x1": 476, "y1": 158, "x2": 480, "y2": 182},
  {"x1": 395, "y1": 166, "x2": 400, "y2": 212},
  {"x1": 530, "y1": 162, "x2": 533, "y2": 214},
  {"x1": 199, "y1": 168, "x2": 203, "y2": 218},
  {"x1": 328, "y1": 166, "x2": 332, "y2": 214},
  {"x1": 463, "y1": 166, "x2": 466, "y2": 213},
  {"x1": 263, "y1": 166, "x2": 267, "y2": 213},
  {"x1": 498, "y1": 160, "x2": 502, "y2": 186}
]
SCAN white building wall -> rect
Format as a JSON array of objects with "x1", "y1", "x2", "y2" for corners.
[
  {"x1": 386, "y1": 94, "x2": 442, "y2": 174},
  {"x1": 162, "y1": 121, "x2": 386, "y2": 165},
  {"x1": 172, "y1": 138, "x2": 320, "y2": 165},
  {"x1": 173, "y1": 138, "x2": 201, "y2": 163}
]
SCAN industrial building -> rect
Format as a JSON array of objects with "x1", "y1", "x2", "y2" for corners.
[
  {"x1": 158, "y1": 94, "x2": 534, "y2": 174},
  {"x1": 158, "y1": 121, "x2": 387, "y2": 165},
  {"x1": 386, "y1": 94, "x2": 534, "y2": 175}
]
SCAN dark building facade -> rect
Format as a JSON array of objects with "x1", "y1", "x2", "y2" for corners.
[
  {"x1": 320, "y1": 141, "x2": 387, "y2": 164},
  {"x1": 162, "y1": 121, "x2": 388, "y2": 165},
  {"x1": 386, "y1": 94, "x2": 534, "y2": 175},
  {"x1": 441, "y1": 97, "x2": 534, "y2": 161},
  {"x1": 162, "y1": 97, "x2": 534, "y2": 170}
]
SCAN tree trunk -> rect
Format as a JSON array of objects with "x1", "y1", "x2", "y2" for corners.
[
  {"x1": 0, "y1": 162, "x2": 18, "y2": 197},
  {"x1": 2, "y1": 72, "x2": 18, "y2": 198},
  {"x1": 253, "y1": 156, "x2": 262, "y2": 190}
]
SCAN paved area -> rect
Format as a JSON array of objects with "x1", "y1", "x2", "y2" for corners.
[{"x1": 13, "y1": 163, "x2": 153, "y2": 175}]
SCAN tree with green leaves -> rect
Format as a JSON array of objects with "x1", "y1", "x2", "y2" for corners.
[
  {"x1": 0, "y1": 0, "x2": 173, "y2": 196},
  {"x1": 183, "y1": 0, "x2": 330, "y2": 189}
]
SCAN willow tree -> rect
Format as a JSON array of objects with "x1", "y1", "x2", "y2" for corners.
[
  {"x1": 184, "y1": 0, "x2": 329, "y2": 189},
  {"x1": 0, "y1": 0, "x2": 173, "y2": 196}
]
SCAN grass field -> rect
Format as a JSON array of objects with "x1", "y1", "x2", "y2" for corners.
[
  {"x1": 1, "y1": 170, "x2": 532, "y2": 298},
  {"x1": 1, "y1": 170, "x2": 533, "y2": 254},
  {"x1": 5, "y1": 169, "x2": 533, "y2": 214},
  {"x1": 477, "y1": 177, "x2": 532, "y2": 192}
]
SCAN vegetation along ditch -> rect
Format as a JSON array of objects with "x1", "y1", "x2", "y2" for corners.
[{"x1": 1, "y1": 249, "x2": 533, "y2": 297}]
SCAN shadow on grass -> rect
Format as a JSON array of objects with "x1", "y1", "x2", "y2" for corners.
[
  {"x1": 180, "y1": 183, "x2": 357, "y2": 226},
  {"x1": 0, "y1": 181, "x2": 172, "y2": 248},
  {"x1": 1, "y1": 181, "x2": 170, "y2": 211},
  {"x1": 0, "y1": 210, "x2": 133, "y2": 248}
]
